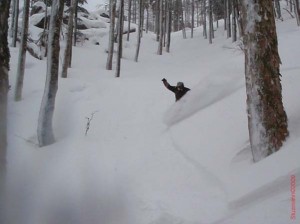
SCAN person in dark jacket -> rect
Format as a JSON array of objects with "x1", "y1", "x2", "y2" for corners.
[{"x1": 162, "y1": 78, "x2": 190, "y2": 101}]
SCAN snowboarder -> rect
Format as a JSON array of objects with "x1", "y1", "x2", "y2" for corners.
[{"x1": 162, "y1": 78, "x2": 190, "y2": 101}]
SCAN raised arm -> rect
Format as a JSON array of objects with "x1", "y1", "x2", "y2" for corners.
[{"x1": 162, "y1": 78, "x2": 176, "y2": 93}]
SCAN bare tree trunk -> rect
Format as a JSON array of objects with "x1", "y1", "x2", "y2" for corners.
[
  {"x1": 127, "y1": 0, "x2": 132, "y2": 41},
  {"x1": 62, "y1": 0, "x2": 75, "y2": 78},
  {"x1": 293, "y1": 0, "x2": 300, "y2": 25},
  {"x1": 14, "y1": 0, "x2": 30, "y2": 101},
  {"x1": 232, "y1": 0, "x2": 237, "y2": 42},
  {"x1": 274, "y1": 0, "x2": 282, "y2": 19},
  {"x1": 145, "y1": 5, "x2": 149, "y2": 33},
  {"x1": 191, "y1": 0, "x2": 194, "y2": 38},
  {"x1": 0, "y1": 0, "x2": 11, "y2": 181},
  {"x1": 106, "y1": 0, "x2": 116, "y2": 70},
  {"x1": 135, "y1": 0, "x2": 143, "y2": 61},
  {"x1": 73, "y1": 0, "x2": 78, "y2": 46},
  {"x1": 115, "y1": 0, "x2": 124, "y2": 78},
  {"x1": 166, "y1": 0, "x2": 172, "y2": 52},
  {"x1": 43, "y1": 0, "x2": 49, "y2": 57},
  {"x1": 179, "y1": 0, "x2": 186, "y2": 38},
  {"x1": 12, "y1": 0, "x2": 19, "y2": 47},
  {"x1": 157, "y1": 0, "x2": 164, "y2": 54},
  {"x1": 155, "y1": 0, "x2": 160, "y2": 41},
  {"x1": 208, "y1": 0, "x2": 213, "y2": 43},
  {"x1": 10, "y1": 0, "x2": 16, "y2": 37},
  {"x1": 241, "y1": 0, "x2": 289, "y2": 162},
  {"x1": 202, "y1": 0, "x2": 207, "y2": 39},
  {"x1": 226, "y1": 0, "x2": 231, "y2": 38},
  {"x1": 37, "y1": 0, "x2": 64, "y2": 147}
]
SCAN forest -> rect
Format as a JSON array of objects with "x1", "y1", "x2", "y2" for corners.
[{"x1": 0, "y1": 0, "x2": 300, "y2": 223}]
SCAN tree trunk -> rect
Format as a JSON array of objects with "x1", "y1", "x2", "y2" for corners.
[
  {"x1": 157, "y1": 0, "x2": 163, "y2": 55},
  {"x1": 127, "y1": 0, "x2": 132, "y2": 41},
  {"x1": 14, "y1": 0, "x2": 30, "y2": 101},
  {"x1": 191, "y1": 0, "x2": 194, "y2": 38},
  {"x1": 208, "y1": 0, "x2": 213, "y2": 44},
  {"x1": 43, "y1": 0, "x2": 49, "y2": 57},
  {"x1": 226, "y1": 0, "x2": 231, "y2": 38},
  {"x1": 0, "y1": 0, "x2": 11, "y2": 178},
  {"x1": 37, "y1": 0, "x2": 64, "y2": 147},
  {"x1": 12, "y1": 0, "x2": 19, "y2": 47},
  {"x1": 232, "y1": 0, "x2": 237, "y2": 42},
  {"x1": 115, "y1": 0, "x2": 124, "y2": 78},
  {"x1": 274, "y1": 0, "x2": 282, "y2": 19},
  {"x1": 202, "y1": 0, "x2": 207, "y2": 39},
  {"x1": 241, "y1": 0, "x2": 289, "y2": 162},
  {"x1": 10, "y1": 0, "x2": 16, "y2": 38},
  {"x1": 135, "y1": 0, "x2": 143, "y2": 61},
  {"x1": 293, "y1": 0, "x2": 300, "y2": 25},
  {"x1": 73, "y1": 0, "x2": 78, "y2": 46},
  {"x1": 106, "y1": 0, "x2": 116, "y2": 70},
  {"x1": 62, "y1": 0, "x2": 75, "y2": 78},
  {"x1": 166, "y1": 0, "x2": 172, "y2": 53}
]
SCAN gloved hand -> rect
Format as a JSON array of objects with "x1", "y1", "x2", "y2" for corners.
[{"x1": 162, "y1": 78, "x2": 167, "y2": 82}]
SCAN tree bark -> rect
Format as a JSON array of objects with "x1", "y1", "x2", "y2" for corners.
[
  {"x1": 166, "y1": 0, "x2": 172, "y2": 52},
  {"x1": 73, "y1": 0, "x2": 78, "y2": 46},
  {"x1": 191, "y1": 0, "x2": 195, "y2": 38},
  {"x1": 37, "y1": 0, "x2": 64, "y2": 147},
  {"x1": 127, "y1": 0, "x2": 132, "y2": 41},
  {"x1": 135, "y1": 0, "x2": 143, "y2": 62},
  {"x1": 208, "y1": 0, "x2": 213, "y2": 43},
  {"x1": 106, "y1": 0, "x2": 116, "y2": 70},
  {"x1": 62, "y1": 0, "x2": 75, "y2": 78},
  {"x1": 14, "y1": 0, "x2": 30, "y2": 101},
  {"x1": 241, "y1": 0, "x2": 289, "y2": 162},
  {"x1": 0, "y1": 0, "x2": 11, "y2": 178},
  {"x1": 12, "y1": 0, "x2": 19, "y2": 47},
  {"x1": 157, "y1": 0, "x2": 164, "y2": 54},
  {"x1": 232, "y1": 0, "x2": 237, "y2": 42},
  {"x1": 202, "y1": 0, "x2": 207, "y2": 39},
  {"x1": 115, "y1": 0, "x2": 124, "y2": 78},
  {"x1": 293, "y1": 0, "x2": 300, "y2": 25}
]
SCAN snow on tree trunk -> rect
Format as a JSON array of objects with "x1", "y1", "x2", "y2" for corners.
[
  {"x1": 62, "y1": 0, "x2": 75, "y2": 78},
  {"x1": 106, "y1": 0, "x2": 116, "y2": 70},
  {"x1": 135, "y1": 0, "x2": 143, "y2": 61},
  {"x1": 14, "y1": 0, "x2": 30, "y2": 101},
  {"x1": 241, "y1": 0, "x2": 289, "y2": 162},
  {"x1": 37, "y1": 0, "x2": 64, "y2": 147}
]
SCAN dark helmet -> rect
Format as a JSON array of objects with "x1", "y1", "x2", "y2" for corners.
[{"x1": 177, "y1": 82, "x2": 184, "y2": 88}]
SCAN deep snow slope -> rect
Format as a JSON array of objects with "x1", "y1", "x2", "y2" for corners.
[{"x1": 6, "y1": 9, "x2": 300, "y2": 224}]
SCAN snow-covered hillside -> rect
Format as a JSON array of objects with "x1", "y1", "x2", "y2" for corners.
[{"x1": 6, "y1": 5, "x2": 300, "y2": 224}]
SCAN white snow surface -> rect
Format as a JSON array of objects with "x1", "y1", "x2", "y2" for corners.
[{"x1": 6, "y1": 7, "x2": 300, "y2": 224}]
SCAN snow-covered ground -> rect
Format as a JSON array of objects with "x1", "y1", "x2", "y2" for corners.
[{"x1": 6, "y1": 6, "x2": 300, "y2": 224}]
